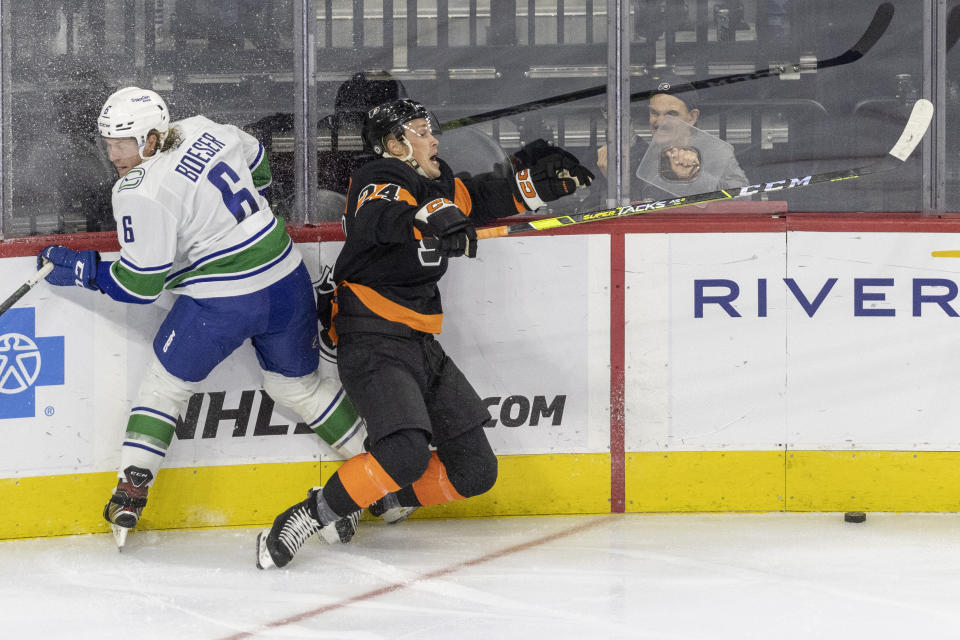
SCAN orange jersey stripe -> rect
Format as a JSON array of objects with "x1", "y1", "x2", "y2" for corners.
[
  {"x1": 327, "y1": 297, "x2": 340, "y2": 344},
  {"x1": 337, "y1": 452, "x2": 402, "y2": 508},
  {"x1": 411, "y1": 452, "x2": 466, "y2": 506},
  {"x1": 342, "y1": 281, "x2": 443, "y2": 334},
  {"x1": 453, "y1": 178, "x2": 474, "y2": 216}
]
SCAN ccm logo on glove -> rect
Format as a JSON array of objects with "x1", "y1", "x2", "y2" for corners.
[
  {"x1": 515, "y1": 169, "x2": 545, "y2": 211},
  {"x1": 513, "y1": 145, "x2": 594, "y2": 211},
  {"x1": 412, "y1": 198, "x2": 477, "y2": 259},
  {"x1": 38, "y1": 245, "x2": 101, "y2": 291}
]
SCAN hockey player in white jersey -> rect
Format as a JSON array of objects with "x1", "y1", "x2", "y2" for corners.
[{"x1": 37, "y1": 86, "x2": 367, "y2": 548}]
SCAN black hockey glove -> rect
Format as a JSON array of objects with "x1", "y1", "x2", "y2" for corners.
[
  {"x1": 513, "y1": 148, "x2": 595, "y2": 211},
  {"x1": 413, "y1": 198, "x2": 478, "y2": 258},
  {"x1": 511, "y1": 138, "x2": 559, "y2": 170},
  {"x1": 436, "y1": 225, "x2": 478, "y2": 258}
]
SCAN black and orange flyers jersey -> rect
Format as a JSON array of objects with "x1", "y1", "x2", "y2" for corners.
[{"x1": 334, "y1": 157, "x2": 524, "y2": 332}]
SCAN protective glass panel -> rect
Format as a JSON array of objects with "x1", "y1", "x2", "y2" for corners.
[
  {"x1": 0, "y1": 0, "x2": 950, "y2": 238},
  {"x1": 634, "y1": 114, "x2": 748, "y2": 203},
  {"x1": 609, "y1": 0, "x2": 928, "y2": 214},
  {"x1": 2, "y1": 0, "x2": 295, "y2": 236},
  {"x1": 303, "y1": 0, "x2": 608, "y2": 222}
]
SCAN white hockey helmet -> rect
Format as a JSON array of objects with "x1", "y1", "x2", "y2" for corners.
[{"x1": 97, "y1": 86, "x2": 170, "y2": 158}]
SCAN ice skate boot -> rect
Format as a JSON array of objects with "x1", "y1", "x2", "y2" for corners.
[
  {"x1": 256, "y1": 486, "x2": 361, "y2": 569},
  {"x1": 318, "y1": 509, "x2": 361, "y2": 544},
  {"x1": 305, "y1": 485, "x2": 361, "y2": 545},
  {"x1": 368, "y1": 491, "x2": 418, "y2": 524},
  {"x1": 103, "y1": 465, "x2": 153, "y2": 549}
]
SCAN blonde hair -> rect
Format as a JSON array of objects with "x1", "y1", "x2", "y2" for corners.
[{"x1": 156, "y1": 126, "x2": 182, "y2": 153}]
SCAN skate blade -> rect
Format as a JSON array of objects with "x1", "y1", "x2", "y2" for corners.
[
  {"x1": 111, "y1": 524, "x2": 129, "y2": 550},
  {"x1": 255, "y1": 531, "x2": 275, "y2": 570},
  {"x1": 381, "y1": 506, "x2": 418, "y2": 524},
  {"x1": 318, "y1": 522, "x2": 340, "y2": 544}
]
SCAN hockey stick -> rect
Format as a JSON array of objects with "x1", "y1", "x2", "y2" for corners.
[
  {"x1": 0, "y1": 261, "x2": 52, "y2": 318},
  {"x1": 441, "y1": 2, "x2": 895, "y2": 131},
  {"x1": 477, "y1": 99, "x2": 933, "y2": 239},
  {"x1": 950, "y1": 4, "x2": 960, "y2": 55}
]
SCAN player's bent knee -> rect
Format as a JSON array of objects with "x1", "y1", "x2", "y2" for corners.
[
  {"x1": 262, "y1": 370, "x2": 336, "y2": 421},
  {"x1": 439, "y1": 427, "x2": 499, "y2": 498},
  {"x1": 368, "y1": 429, "x2": 432, "y2": 487},
  {"x1": 261, "y1": 369, "x2": 323, "y2": 412},
  {"x1": 450, "y1": 447, "x2": 498, "y2": 498},
  {"x1": 262, "y1": 370, "x2": 368, "y2": 458}
]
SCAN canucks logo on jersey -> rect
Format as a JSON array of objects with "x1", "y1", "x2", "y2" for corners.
[{"x1": 119, "y1": 167, "x2": 145, "y2": 191}]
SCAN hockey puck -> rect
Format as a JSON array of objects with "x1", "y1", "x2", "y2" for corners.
[{"x1": 844, "y1": 511, "x2": 866, "y2": 523}]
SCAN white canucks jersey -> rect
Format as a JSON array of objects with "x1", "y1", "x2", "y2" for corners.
[{"x1": 102, "y1": 115, "x2": 300, "y2": 301}]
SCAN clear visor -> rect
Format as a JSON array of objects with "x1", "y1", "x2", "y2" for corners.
[
  {"x1": 401, "y1": 112, "x2": 443, "y2": 139},
  {"x1": 97, "y1": 136, "x2": 143, "y2": 174},
  {"x1": 98, "y1": 136, "x2": 141, "y2": 156}
]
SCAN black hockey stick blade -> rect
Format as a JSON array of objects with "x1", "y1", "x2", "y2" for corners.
[
  {"x1": 618, "y1": 2, "x2": 893, "y2": 104},
  {"x1": 817, "y1": 1, "x2": 894, "y2": 69},
  {"x1": 442, "y1": 3, "x2": 894, "y2": 131},
  {"x1": 477, "y1": 99, "x2": 932, "y2": 240},
  {"x1": 0, "y1": 261, "x2": 53, "y2": 318},
  {"x1": 947, "y1": 3, "x2": 960, "y2": 53}
]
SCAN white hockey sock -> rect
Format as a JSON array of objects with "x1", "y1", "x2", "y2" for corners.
[{"x1": 262, "y1": 370, "x2": 367, "y2": 458}]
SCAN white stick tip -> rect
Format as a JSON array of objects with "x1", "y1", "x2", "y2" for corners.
[{"x1": 889, "y1": 99, "x2": 933, "y2": 162}]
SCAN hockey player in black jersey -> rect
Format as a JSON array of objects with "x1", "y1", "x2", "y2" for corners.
[{"x1": 257, "y1": 98, "x2": 593, "y2": 569}]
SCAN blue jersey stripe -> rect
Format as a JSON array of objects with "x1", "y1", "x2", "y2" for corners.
[{"x1": 130, "y1": 406, "x2": 178, "y2": 425}]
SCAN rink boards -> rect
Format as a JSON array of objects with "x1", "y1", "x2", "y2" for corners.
[{"x1": 3, "y1": 213, "x2": 960, "y2": 538}]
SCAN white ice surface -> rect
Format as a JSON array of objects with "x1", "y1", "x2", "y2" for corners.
[{"x1": 2, "y1": 513, "x2": 959, "y2": 639}]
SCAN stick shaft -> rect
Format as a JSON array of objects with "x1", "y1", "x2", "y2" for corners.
[
  {"x1": 479, "y1": 100, "x2": 931, "y2": 239},
  {"x1": 441, "y1": 3, "x2": 894, "y2": 131},
  {"x1": 0, "y1": 261, "x2": 53, "y2": 318}
]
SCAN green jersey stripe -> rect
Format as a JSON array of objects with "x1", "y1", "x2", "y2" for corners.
[
  {"x1": 164, "y1": 219, "x2": 290, "y2": 290},
  {"x1": 251, "y1": 153, "x2": 272, "y2": 191},
  {"x1": 111, "y1": 262, "x2": 169, "y2": 298},
  {"x1": 312, "y1": 394, "x2": 361, "y2": 446},
  {"x1": 126, "y1": 414, "x2": 176, "y2": 447}
]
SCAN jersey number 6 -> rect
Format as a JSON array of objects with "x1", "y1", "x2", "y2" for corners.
[{"x1": 208, "y1": 161, "x2": 260, "y2": 223}]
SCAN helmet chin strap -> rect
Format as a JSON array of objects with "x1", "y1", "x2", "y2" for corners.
[{"x1": 383, "y1": 137, "x2": 430, "y2": 178}]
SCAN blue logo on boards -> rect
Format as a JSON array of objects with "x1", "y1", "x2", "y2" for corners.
[{"x1": 0, "y1": 308, "x2": 64, "y2": 419}]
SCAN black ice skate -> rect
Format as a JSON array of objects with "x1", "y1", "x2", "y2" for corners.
[
  {"x1": 256, "y1": 487, "x2": 361, "y2": 569},
  {"x1": 103, "y1": 465, "x2": 153, "y2": 550},
  {"x1": 318, "y1": 509, "x2": 361, "y2": 545},
  {"x1": 368, "y1": 491, "x2": 418, "y2": 524}
]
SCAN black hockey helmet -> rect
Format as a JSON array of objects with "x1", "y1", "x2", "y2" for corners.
[{"x1": 362, "y1": 98, "x2": 439, "y2": 155}]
